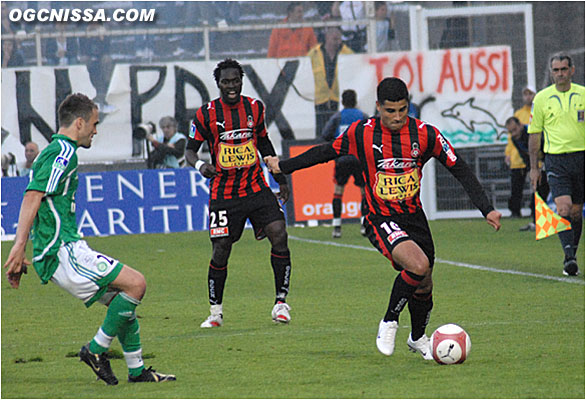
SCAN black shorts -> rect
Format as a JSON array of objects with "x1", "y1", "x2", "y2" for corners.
[
  {"x1": 363, "y1": 210, "x2": 435, "y2": 271},
  {"x1": 545, "y1": 151, "x2": 585, "y2": 204},
  {"x1": 209, "y1": 188, "x2": 285, "y2": 243},
  {"x1": 334, "y1": 155, "x2": 365, "y2": 187}
]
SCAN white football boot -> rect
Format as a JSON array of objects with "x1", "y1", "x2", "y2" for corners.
[
  {"x1": 200, "y1": 304, "x2": 223, "y2": 328},
  {"x1": 407, "y1": 333, "x2": 434, "y2": 360},
  {"x1": 376, "y1": 320, "x2": 398, "y2": 356},
  {"x1": 271, "y1": 301, "x2": 291, "y2": 323}
]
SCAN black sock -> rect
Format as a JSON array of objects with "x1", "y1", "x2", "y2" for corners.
[
  {"x1": 271, "y1": 248, "x2": 291, "y2": 303},
  {"x1": 384, "y1": 270, "x2": 424, "y2": 322},
  {"x1": 333, "y1": 195, "x2": 342, "y2": 219},
  {"x1": 408, "y1": 292, "x2": 433, "y2": 341},
  {"x1": 571, "y1": 217, "x2": 583, "y2": 257},
  {"x1": 208, "y1": 259, "x2": 227, "y2": 305},
  {"x1": 558, "y1": 221, "x2": 575, "y2": 260}
]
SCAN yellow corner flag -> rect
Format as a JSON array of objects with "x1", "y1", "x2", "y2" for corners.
[{"x1": 534, "y1": 193, "x2": 571, "y2": 240}]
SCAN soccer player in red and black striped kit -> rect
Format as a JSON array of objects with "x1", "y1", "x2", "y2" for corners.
[
  {"x1": 265, "y1": 77, "x2": 502, "y2": 358},
  {"x1": 185, "y1": 59, "x2": 292, "y2": 327}
]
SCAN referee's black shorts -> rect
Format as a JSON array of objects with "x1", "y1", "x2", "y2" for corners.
[
  {"x1": 544, "y1": 151, "x2": 585, "y2": 204},
  {"x1": 209, "y1": 187, "x2": 285, "y2": 243},
  {"x1": 363, "y1": 209, "x2": 435, "y2": 271}
]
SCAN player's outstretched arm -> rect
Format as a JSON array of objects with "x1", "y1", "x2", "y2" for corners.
[
  {"x1": 4, "y1": 190, "x2": 43, "y2": 288},
  {"x1": 485, "y1": 210, "x2": 502, "y2": 231},
  {"x1": 264, "y1": 156, "x2": 281, "y2": 174}
]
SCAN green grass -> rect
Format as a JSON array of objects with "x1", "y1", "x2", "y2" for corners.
[{"x1": 2, "y1": 217, "x2": 584, "y2": 398}]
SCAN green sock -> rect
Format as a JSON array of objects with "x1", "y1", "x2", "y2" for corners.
[{"x1": 119, "y1": 317, "x2": 145, "y2": 376}]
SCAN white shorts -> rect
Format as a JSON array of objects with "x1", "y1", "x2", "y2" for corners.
[{"x1": 50, "y1": 240, "x2": 123, "y2": 307}]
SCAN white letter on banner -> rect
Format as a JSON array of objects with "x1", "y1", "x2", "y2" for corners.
[
  {"x1": 202, "y1": 204, "x2": 209, "y2": 230},
  {"x1": 108, "y1": 209, "x2": 132, "y2": 235},
  {"x1": 118, "y1": 173, "x2": 144, "y2": 200},
  {"x1": 185, "y1": 204, "x2": 193, "y2": 231},
  {"x1": 189, "y1": 169, "x2": 210, "y2": 196},
  {"x1": 78, "y1": 209, "x2": 102, "y2": 236},
  {"x1": 152, "y1": 205, "x2": 179, "y2": 233},
  {"x1": 138, "y1": 207, "x2": 145, "y2": 233},
  {"x1": 158, "y1": 171, "x2": 176, "y2": 199},
  {"x1": 86, "y1": 175, "x2": 104, "y2": 202}
]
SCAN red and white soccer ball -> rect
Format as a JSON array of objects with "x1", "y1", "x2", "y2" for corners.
[{"x1": 430, "y1": 324, "x2": 471, "y2": 365}]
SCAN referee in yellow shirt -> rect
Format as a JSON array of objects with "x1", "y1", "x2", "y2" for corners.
[{"x1": 528, "y1": 52, "x2": 585, "y2": 276}]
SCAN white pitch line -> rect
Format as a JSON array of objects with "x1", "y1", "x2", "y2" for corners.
[{"x1": 289, "y1": 235, "x2": 585, "y2": 285}]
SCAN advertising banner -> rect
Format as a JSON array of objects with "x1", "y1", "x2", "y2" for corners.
[
  {"x1": 1, "y1": 46, "x2": 512, "y2": 169},
  {"x1": 1, "y1": 167, "x2": 282, "y2": 240},
  {"x1": 284, "y1": 141, "x2": 363, "y2": 223}
]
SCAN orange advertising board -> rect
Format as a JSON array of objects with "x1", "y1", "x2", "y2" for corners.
[{"x1": 284, "y1": 141, "x2": 364, "y2": 223}]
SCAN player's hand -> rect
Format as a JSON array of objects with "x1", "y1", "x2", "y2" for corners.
[
  {"x1": 529, "y1": 168, "x2": 541, "y2": 191},
  {"x1": 199, "y1": 163, "x2": 217, "y2": 179},
  {"x1": 4, "y1": 247, "x2": 30, "y2": 289},
  {"x1": 278, "y1": 183, "x2": 290, "y2": 203},
  {"x1": 486, "y1": 210, "x2": 502, "y2": 231},
  {"x1": 263, "y1": 156, "x2": 281, "y2": 173}
]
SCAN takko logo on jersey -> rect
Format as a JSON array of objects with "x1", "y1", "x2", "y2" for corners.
[
  {"x1": 219, "y1": 129, "x2": 253, "y2": 141},
  {"x1": 374, "y1": 170, "x2": 420, "y2": 201},
  {"x1": 377, "y1": 158, "x2": 417, "y2": 170},
  {"x1": 218, "y1": 140, "x2": 257, "y2": 169}
]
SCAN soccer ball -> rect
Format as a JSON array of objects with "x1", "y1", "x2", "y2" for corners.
[{"x1": 430, "y1": 324, "x2": 471, "y2": 365}]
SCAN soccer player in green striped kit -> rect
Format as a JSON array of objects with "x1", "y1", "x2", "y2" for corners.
[{"x1": 3, "y1": 93, "x2": 175, "y2": 385}]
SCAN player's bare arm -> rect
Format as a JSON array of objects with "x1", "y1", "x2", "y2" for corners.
[
  {"x1": 277, "y1": 183, "x2": 289, "y2": 203},
  {"x1": 527, "y1": 132, "x2": 543, "y2": 190},
  {"x1": 4, "y1": 190, "x2": 44, "y2": 288},
  {"x1": 186, "y1": 142, "x2": 217, "y2": 178}
]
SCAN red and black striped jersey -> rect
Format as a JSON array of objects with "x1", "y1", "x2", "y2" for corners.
[
  {"x1": 332, "y1": 116, "x2": 459, "y2": 216},
  {"x1": 189, "y1": 96, "x2": 271, "y2": 201}
]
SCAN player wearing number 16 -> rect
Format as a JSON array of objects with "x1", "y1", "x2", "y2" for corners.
[
  {"x1": 265, "y1": 78, "x2": 501, "y2": 359},
  {"x1": 3, "y1": 94, "x2": 175, "y2": 385},
  {"x1": 185, "y1": 59, "x2": 293, "y2": 327}
]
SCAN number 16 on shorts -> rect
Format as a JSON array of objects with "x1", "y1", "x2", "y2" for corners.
[{"x1": 210, "y1": 210, "x2": 229, "y2": 238}]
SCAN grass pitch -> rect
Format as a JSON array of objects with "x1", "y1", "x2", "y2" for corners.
[{"x1": 2, "y1": 217, "x2": 584, "y2": 398}]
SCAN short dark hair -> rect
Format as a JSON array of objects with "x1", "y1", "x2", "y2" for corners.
[
  {"x1": 505, "y1": 116, "x2": 520, "y2": 126},
  {"x1": 213, "y1": 58, "x2": 244, "y2": 85},
  {"x1": 341, "y1": 89, "x2": 357, "y2": 108},
  {"x1": 549, "y1": 52, "x2": 573, "y2": 68},
  {"x1": 377, "y1": 77, "x2": 409, "y2": 104},
  {"x1": 58, "y1": 93, "x2": 97, "y2": 127},
  {"x1": 287, "y1": 2, "x2": 302, "y2": 16}
]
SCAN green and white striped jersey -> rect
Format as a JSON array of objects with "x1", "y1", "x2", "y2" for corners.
[{"x1": 26, "y1": 134, "x2": 81, "y2": 283}]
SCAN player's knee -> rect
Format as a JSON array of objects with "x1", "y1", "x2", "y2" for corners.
[
  {"x1": 265, "y1": 221, "x2": 288, "y2": 249},
  {"x1": 409, "y1": 256, "x2": 430, "y2": 277}
]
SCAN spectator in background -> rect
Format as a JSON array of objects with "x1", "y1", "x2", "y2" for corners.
[
  {"x1": 528, "y1": 52, "x2": 584, "y2": 276},
  {"x1": 267, "y1": 2, "x2": 317, "y2": 58},
  {"x1": 308, "y1": 26, "x2": 353, "y2": 137},
  {"x1": 504, "y1": 116, "x2": 530, "y2": 218},
  {"x1": 2, "y1": 2, "x2": 21, "y2": 35},
  {"x1": 504, "y1": 116, "x2": 549, "y2": 231},
  {"x1": 2, "y1": 38, "x2": 24, "y2": 68},
  {"x1": 375, "y1": 2, "x2": 399, "y2": 52},
  {"x1": 44, "y1": 23, "x2": 79, "y2": 66},
  {"x1": 18, "y1": 141, "x2": 39, "y2": 177},
  {"x1": 1, "y1": 152, "x2": 17, "y2": 177},
  {"x1": 321, "y1": 89, "x2": 369, "y2": 238},
  {"x1": 508, "y1": 86, "x2": 549, "y2": 231},
  {"x1": 79, "y1": 23, "x2": 114, "y2": 113},
  {"x1": 146, "y1": 116, "x2": 187, "y2": 169},
  {"x1": 339, "y1": 1, "x2": 367, "y2": 52}
]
